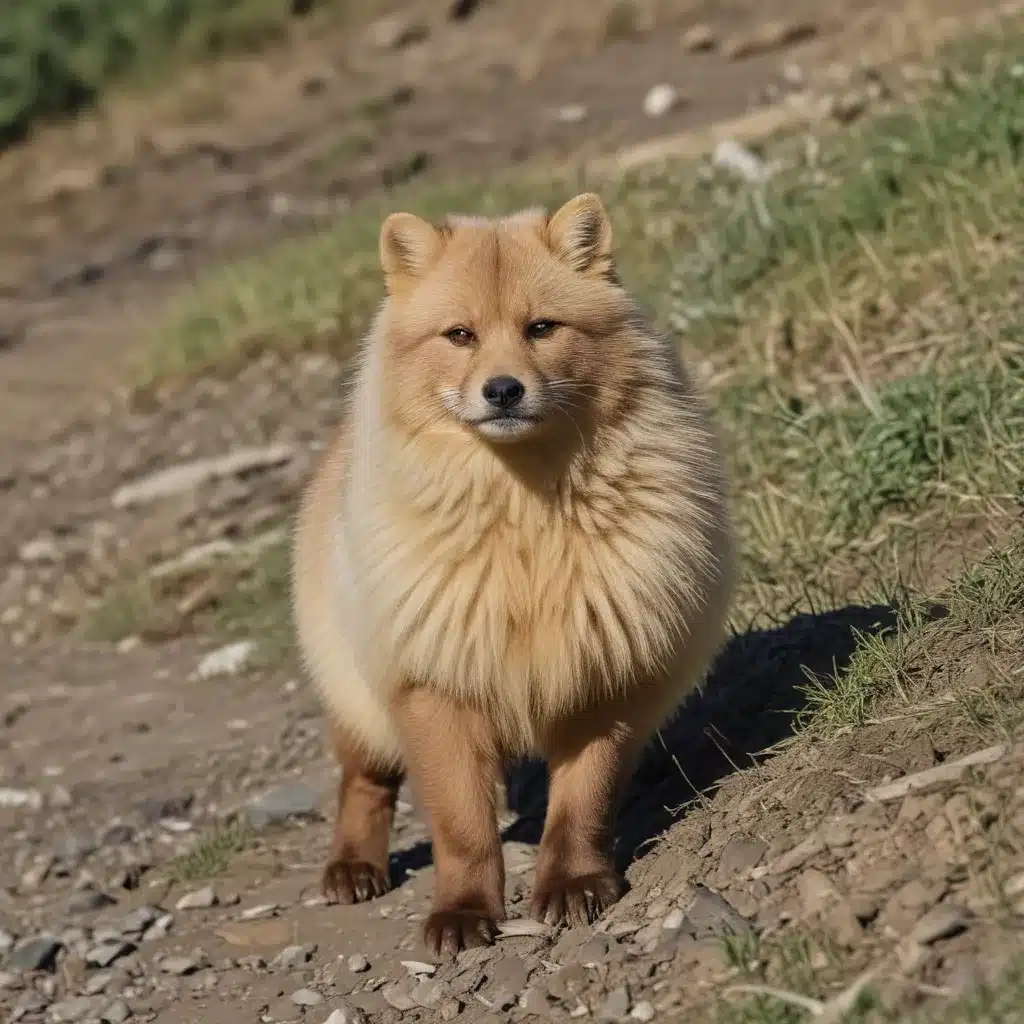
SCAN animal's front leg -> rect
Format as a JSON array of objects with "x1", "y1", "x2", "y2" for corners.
[
  {"x1": 393, "y1": 688, "x2": 506, "y2": 958},
  {"x1": 322, "y1": 719, "x2": 404, "y2": 904},
  {"x1": 532, "y1": 703, "x2": 643, "y2": 927}
]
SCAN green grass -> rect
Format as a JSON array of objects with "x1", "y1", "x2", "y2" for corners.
[
  {"x1": 168, "y1": 818, "x2": 253, "y2": 883},
  {"x1": 0, "y1": 0, "x2": 383, "y2": 146}
]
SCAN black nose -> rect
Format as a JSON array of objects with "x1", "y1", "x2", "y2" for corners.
[{"x1": 482, "y1": 375, "x2": 525, "y2": 410}]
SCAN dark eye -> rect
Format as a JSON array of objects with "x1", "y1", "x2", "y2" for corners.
[
  {"x1": 446, "y1": 327, "x2": 475, "y2": 347},
  {"x1": 526, "y1": 320, "x2": 558, "y2": 340}
]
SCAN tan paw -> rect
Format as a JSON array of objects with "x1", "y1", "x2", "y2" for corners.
[
  {"x1": 531, "y1": 870, "x2": 623, "y2": 928},
  {"x1": 322, "y1": 858, "x2": 391, "y2": 904}
]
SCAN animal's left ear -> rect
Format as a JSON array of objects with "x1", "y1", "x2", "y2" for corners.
[{"x1": 547, "y1": 193, "x2": 614, "y2": 279}]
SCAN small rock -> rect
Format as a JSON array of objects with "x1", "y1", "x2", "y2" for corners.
[
  {"x1": 491, "y1": 987, "x2": 517, "y2": 1011},
  {"x1": 86, "y1": 941, "x2": 135, "y2": 969},
  {"x1": 365, "y1": 13, "x2": 429, "y2": 50},
  {"x1": 402, "y1": 960, "x2": 437, "y2": 976},
  {"x1": 682, "y1": 885, "x2": 753, "y2": 939},
  {"x1": 323, "y1": 1005, "x2": 369, "y2": 1024},
  {"x1": 555, "y1": 103, "x2": 588, "y2": 124},
  {"x1": 240, "y1": 903, "x2": 279, "y2": 921},
  {"x1": 141, "y1": 914, "x2": 174, "y2": 942},
  {"x1": 83, "y1": 972, "x2": 114, "y2": 996},
  {"x1": 520, "y1": 987, "x2": 551, "y2": 1015},
  {"x1": 137, "y1": 793, "x2": 193, "y2": 824},
  {"x1": 821, "y1": 819, "x2": 854, "y2": 848},
  {"x1": 767, "y1": 835, "x2": 823, "y2": 875},
  {"x1": 681, "y1": 23, "x2": 715, "y2": 52},
  {"x1": 112, "y1": 445, "x2": 295, "y2": 509},
  {"x1": 796, "y1": 869, "x2": 840, "y2": 917},
  {"x1": 159, "y1": 953, "x2": 207, "y2": 976},
  {"x1": 8, "y1": 936, "x2": 61, "y2": 972},
  {"x1": 910, "y1": 904, "x2": 971, "y2": 945},
  {"x1": 440, "y1": 999, "x2": 463, "y2": 1021},
  {"x1": 411, "y1": 979, "x2": 447, "y2": 1008},
  {"x1": 781, "y1": 62, "x2": 806, "y2": 88},
  {"x1": 347, "y1": 953, "x2": 370, "y2": 973},
  {"x1": 19, "y1": 853, "x2": 54, "y2": 891},
  {"x1": 100, "y1": 1001, "x2": 131, "y2": 1024},
  {"x1": 176, "y1": 885, "x2": 218, "y2": 911},
  {"x1": 30, "y1": 166, "x2": 100, "y2": 204},
  {"x1": 19, "y1": 536, "x2": 60, "y2": 563},
  {"x1": 49, "y1": 996, "x2": 99, "y2": 1022},
  {"x1": 382, "y1": 981, "x2": 417, "y2": 1011},
  {"x1": 643, "y1": 84, "x2": 681, "y2": 118},
  {"x1": 292, "y1": 988, "x2": 324, "y2": 1007},
  {"x1": 0, "y1": 928, "x2": 15, "y2": 953},
  {"x1": 196, "y1": 641, "x2": 256, "y2": 680},
  {"x1": 120, "y1": 907, "x2": 159, "y2": 935},
  {"x1": 717, "y1": 835, "x2": 768, "y2": 876},
  {"x1": 0, "y1": 970, "x2": 18, "y2": 989},
  {"x1": 68, "y1": 888, "x2": 116, "y2": 914},
  {"x1": 2, "y1": 782, "x2": 44, "y2": 806},
  {"x1": 273, "y1": 945, "x2": 316, "y2": 970},
  {"x1": 662, "y1": 908, "x2": 685, "y2": 932},
  {"x1": 631, "y1": 1002, "x2": 655, "y2": 1022},
  {"x1": 599, "y1": 985, "x2": 630, "y2": 1020}
]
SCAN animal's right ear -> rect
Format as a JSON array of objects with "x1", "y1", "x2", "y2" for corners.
[{"x1": 379, "y1": 212, "x2": 444, "y2": 289}]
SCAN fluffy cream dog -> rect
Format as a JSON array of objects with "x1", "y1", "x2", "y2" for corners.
[{"x1": 292, "y1": 193, "x2": 734, "y2": 958}]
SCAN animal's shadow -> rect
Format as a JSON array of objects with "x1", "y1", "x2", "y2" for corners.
[{"x1": 389, "y1": 603, "x2": 897, "y2": 882}]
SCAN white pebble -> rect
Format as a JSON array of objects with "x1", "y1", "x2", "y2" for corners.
[
  {"x1": 196, "y1": 641, "x2": 255, "y2": 680},
  {"x1": 643, "y1": 84, "x2": 680, "y2": 117}
]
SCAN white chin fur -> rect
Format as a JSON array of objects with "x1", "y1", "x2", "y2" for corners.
[{"x1": 474, "y1": 417, "x2": 538, "y2": 442}]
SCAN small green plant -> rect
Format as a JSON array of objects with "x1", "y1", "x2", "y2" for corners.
[{"x1": 169, "y1": 818, "x2": 253, "y2": 883}]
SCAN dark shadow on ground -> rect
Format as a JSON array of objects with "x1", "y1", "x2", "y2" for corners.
[{"x1": 389, "y1": 602, "x2": 898, "y2": 883}]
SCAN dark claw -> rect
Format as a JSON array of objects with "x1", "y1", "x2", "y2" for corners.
[
  {"x1": 322, "y1": 858, "x2": 391, "y2": 904},
  {"x1": 423, "y1": 909, "x2": 498, "y2": 960},
  {"x1": 532, "y1": 871, "x2": 624, "y2": 928}
]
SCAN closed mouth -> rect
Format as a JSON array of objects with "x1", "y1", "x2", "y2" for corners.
[{"x1": 470, "y1": 412, "x2": 539, "y2": 427}]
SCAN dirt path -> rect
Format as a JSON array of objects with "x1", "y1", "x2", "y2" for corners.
[{"x1": 1, "y1": 1, "x2": 1021, "y2": 1022}]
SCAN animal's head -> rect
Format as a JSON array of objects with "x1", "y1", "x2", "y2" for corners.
[{"x1": 376, "y1": 193, "x2": 636, "y2": 446}]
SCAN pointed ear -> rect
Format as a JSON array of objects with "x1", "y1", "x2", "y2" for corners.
[
  {"x1": 379, "y1": 212, "x2": 444, "y2": 286},
  {"x1": 547, "y1": 193, "x2": 614, "y2": 278}
]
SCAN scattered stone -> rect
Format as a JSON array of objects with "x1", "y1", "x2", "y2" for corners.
[
  {"x1": 718, "y1": 835, "x2": 769, "y2": 876},
  {"x1": 30, "y1": 166, "x2": 100, "y2": 204},
  {"x1": 411, "y1": 979, "x2": 447, "y2": 1008},
  {"x1": 216, "y1": 918, "x2": 291, "y2": 947},
  {"x1": 382, "y1": 981, "x2": 417, "y2": 1011},
  {"x1": 84, "y1": 973, "x2": 114, "y2": 996},
  {"x1": 0, "y1": 786, "x2": 44, "y2": 811},
  {"x1": 631, "y1": 1002, "x2": 655, "y2": 1022},
  {"x1": 555, "y1": 103, "x2": 588, "y2": 124},
  {"x1": 68, "y1": 888, "x2": 116, "y2": 914},
  {"x1": 112, "y1": 444, "x2": 295, "y2": 509},
  {"x1": 273, "y1": 945, "x2": 316, "y2": 970},
  {"x1": 86, "y1": 941, "x2": 135, "y2": 969},
  {"x1": 141, "y1": 914, "x2": 174, "y2": 942},
  {"x1": 681, "y1": 23, "x2": 716, "y2": 52},
  {"x1": 0, "y1": 928, "x2": 15, "y2": 953},
  {"x1": 712, "y1": 139, "x2": 778, "y2": 184},
  {"x1": 347, "y1": 953, "x2": 370, "y2": 972},
  {"x1": 292, "y1": 988, "x2": 324, "y2": 1007},
  {"x1": 599, "y1": 985, "x2": 630, "y2": 1020},
  {"x1": 491, "y1": 987, "x2": 517, "y2": 1011},
  {"x1": 196, "y1": 641, "x2": 256, "y2": 680},
  {"x1": 366, "y1": 13, "x2": 429, "y2": 50},
  {"x1": 159, "y1": 953, "x2": 207, "y2": 976},
  {"x1": 520, "y1": 987, "x2": 551, "y2": 1015},
  {"x1": 781, "y1": 62, "x2": 806, "y2": 88},
  {"x1": 1004, "y1": 872, "x2": 1024, "y2": 898},
  {"x1": 440, "y1": 998, "x2": 463, "y2": 1021},
  {"x1": 821, "y1": 819, "x2": 854, "y2": 848},
  {"x1": 497, "y1": 919, "x2": 552, "y2": 938},
  {"x1": 402, "y1": 960, "x2": 437, "y2": 976},
  {"x1": 240, "y1": 903, "x2": 280, "y2": 921},
  {"x1": 19, "y1": 536, "x2": 60, "y2": 564},
  {"x1": 723, "y1": 19, "x2": 817, "y2": 60},
  {"x1": 8, "y1": 936, "x2": 61, "y2": 972},
  {"x1": 323, "y1": 1005, "x2": 369, "y2": 1024},
  {"x1": 796, "y1": 869, "x2": 841, "y2": 917},
  {"x1": 767, "y1": 835, "x2": 823, "y2": 876},
  {"x1": 100, "y1": 1000, "x2": 131, "y2": 1024},
  {"x1": 0, "y1": 971, "x2": 18, "y2": 989},
  {"x1": 20, "y1": 854, "x2": 55, "y2": 891},
  {"x1": 681, "y1": 885, "x2": 753, "y2": 939},
  {"x1": 910, "y1": 904, "x2": 971, "y2": 945},
  {"x1": 643, "y1": 84, "x2": 681, "y2": 118},
  {"x1": 662, "y1": 908, "x2": 685, "y2": 932},
  {"x1": 120, "y1": 907, "x2": 159, "y2": 936},
  {"x1": 49, "y1": 996, "x2": 100, "y2": 1022},
  {"x1": 176, "y1": 885, "x2": 218, "y2": 911}
]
